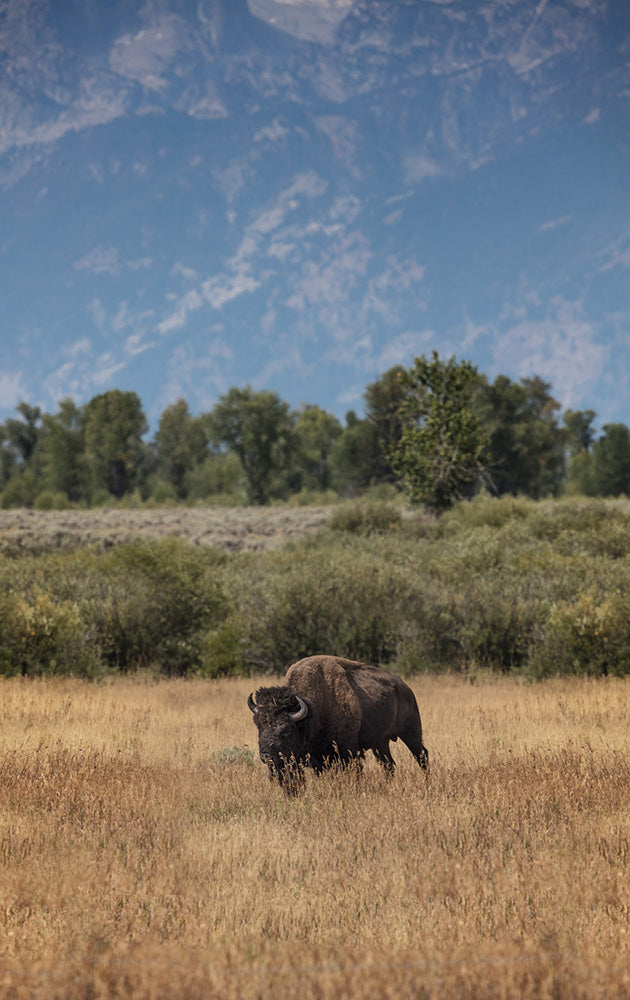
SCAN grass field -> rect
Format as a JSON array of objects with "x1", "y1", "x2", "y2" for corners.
[{"x1": 1, "y1": 673, "x2": 629, "y2": 998}]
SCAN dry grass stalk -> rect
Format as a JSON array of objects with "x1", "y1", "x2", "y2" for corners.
[{"x1": 0, "y1": 674, "x2": 629, "y2": 998}]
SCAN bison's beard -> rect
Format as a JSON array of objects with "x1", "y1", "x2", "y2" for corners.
[
  {"x1": 258, "y1": 728, "x2": 314, "y2": 793},
  {"x1": 257, "y1": 720, "x2": 312, "y2": 771},
  {"x1": 261, "y1": 752, "x2": 306, "y2": 794}
]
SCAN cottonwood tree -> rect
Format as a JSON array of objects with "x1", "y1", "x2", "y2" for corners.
[
  {"x1": 4, "y1": 402, "x2": 42, "y2": 465},
  {"x1": 593, "y1": 423, "x2": 630, "y2": 497},
  {"x1": 390, "y1": 352, "x2": 487, "y2": 513},
  {"x1": 564, "y1": 409, "x2": 597, "y2": 456},
  {"x1": 84, "y1": 390, "x2": 148, "y2": 500},
  {"x1": 563, "y1": 408, "x2": 598, "y2": 497},
  {"x1": 329, "y1": 369, "x2": 409, "y2": 495},
  {"x1": 363, "y1": 366, "x2": 409, "y2": 485},
  {"x1": 0, "y1": 403, "x2": 43, "y2": 506},
  {"x1": 210, "y1": 387, "x2": 294, "y2": 505},
  {"x1": 329, "y1": 410, "x2": 375, "y2": 495},
  {"x1": 475, "y1": 374, "x2": 566, "y2": 498},
  {"x1": 293, "y1": 405, "x2": 342, "y2": 492},
  {"x1": 40, "y1": 398, "x2": 87, "y2": 502},
  {"x1": 153, "y1": 398, "x2": 207, "y2": 499}
]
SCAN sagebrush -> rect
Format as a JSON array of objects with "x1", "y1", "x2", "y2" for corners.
[{"x1": 3, "y1": 496, "x2": 630, "y2": 677}]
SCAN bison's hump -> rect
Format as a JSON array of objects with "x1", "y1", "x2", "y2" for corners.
[{"x1": 283, "y1": 656, "x2": 365, "y2": 741}]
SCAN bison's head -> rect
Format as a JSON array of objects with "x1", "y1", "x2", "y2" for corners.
[{"x1": 247, "y1": 685, "x2": 311, "y2": 787}]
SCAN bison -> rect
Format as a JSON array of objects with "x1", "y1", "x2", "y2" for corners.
[{"x1": 247, "y1": 655, "x2": 429, "y2": 791}]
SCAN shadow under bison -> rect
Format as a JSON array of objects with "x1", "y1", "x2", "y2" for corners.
[{"x1": 248, "y1": 655, "x2": 429, "y2": 793}]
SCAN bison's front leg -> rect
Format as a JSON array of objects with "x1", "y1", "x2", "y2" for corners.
[
  {"x1": 274, "y1": 756, "x2": 306, "y2": 795},
  {"x1": 319, "y1": 747, "x2": 365, "y2": 781}
]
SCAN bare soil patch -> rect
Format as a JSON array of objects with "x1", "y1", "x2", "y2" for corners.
[{"x1": 0, "y1": 505, "x2": 333, "y2": 554}]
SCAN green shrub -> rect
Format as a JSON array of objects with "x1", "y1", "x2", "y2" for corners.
[
  {"x1": 529, "y1": 498, "x2": 611, "y2": 541},
  {"x1": 185, "y1": 453, "x2": 245, "y2": 504},
  {"x1": 0, "y1": 587, "x2": 100, "y2": 677},
  {"x1": 143, "y1": 477, "x2": 178, "y2": 504},
  {"x1": 33, "y1": 490, "x2": 72, "y2": 511},
  {"x1": 79, "y1": 540, "x2": 228, "y2": 674},
  {"x1": 391, "y1": 568, "x2": 542, "y2": 675},
  {"x1": 1, "y1": 470, "x2": 37, "y2": 509},
  {"x1": 286, "y1": 488, "x2": 339, "y2": 507},
  {"x1": 530, "y1": 590, "x2": 630, "y2": 678},
  {"x1": 88, "y1": 488, "x2": 115, "y2": 507},
  {"x1": 0, "y1": 540, "x2": 229, "y2": 676},
  {"x1": 392, "y1": 583, "x2": 464, "y2": 675},
  {"x1": 208, "y1": 745, "x2": 255, "y2": 766},
  {"x1": 117, "y1": 490, "x2": 145, "y2": 510},
  {"x1": 200, "y1": 615, "x2": 246, "y2": 677},
  {"x1": 4, "y1": 497, "x2": 630, "y2": 679},
  {"x1": 233, "y1": 542, "x2": 420, "y2": 671},
  {"x1": 229, "y1": 524, "x2": 568, "y2": 674},
  {"x1": 454, "y1": 579, "x2": 539, "y2": 671},
  {"x1": 329, "y1": 501, "x2": 403, "y2": 535},
  {"x1": 434, "y1": 495, "x2": 532, "y2": 534}
]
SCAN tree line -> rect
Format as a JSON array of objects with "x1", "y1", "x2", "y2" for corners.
[{"x1": 0, "y1": 354, "x2": 628, "y2": 510}]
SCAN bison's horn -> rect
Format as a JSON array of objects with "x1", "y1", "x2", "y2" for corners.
[
  {"x1": 247, "y1": 692, "x2": 257, "y2": 713},
  {"x1": 289, "y1": 695, "x2": 308, "y2": 722}
]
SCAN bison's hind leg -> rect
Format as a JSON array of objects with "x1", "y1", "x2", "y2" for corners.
[
  {"x1": 372, "y1": 744, "x2": 396, "y2": 776},
  {"x1": 401, "y1": 729, "x2": 429, "y2": 772}
]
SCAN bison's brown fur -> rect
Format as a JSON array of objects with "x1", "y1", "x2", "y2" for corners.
[{"x1": 248, "y1": 655, "x2": 429, "y2": 791}]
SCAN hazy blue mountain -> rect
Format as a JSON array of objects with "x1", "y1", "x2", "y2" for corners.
[{"x1": 1, "y1": 0, "x2": 629, "y2": 429}]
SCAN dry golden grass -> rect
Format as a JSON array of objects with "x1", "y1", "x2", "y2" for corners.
[{"x1": 0, "y1": 674, "x2": 629, "y2": 998}]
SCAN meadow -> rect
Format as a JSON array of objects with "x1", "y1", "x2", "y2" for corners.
[
  {"x1": 0, "y1": 673, "x2": 629, "y2": 999},
  {"x1": 1, "y1": 497, "x2": 630, "y2": 998}
]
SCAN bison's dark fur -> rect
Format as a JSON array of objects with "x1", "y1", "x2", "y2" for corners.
[{"x1": 248, "y1": 655, "x2": 429, "y2": 791}]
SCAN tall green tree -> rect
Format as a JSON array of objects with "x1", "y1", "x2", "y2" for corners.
[
  {"x1": 329, "y1": 369, "x2": 409, "y2": 495},
  {"x1": 39, "y1": 398, "x2": 87, "y2": 502},
  {"x1": 0, "y1": 402, "x2": 43, "y2": 506},
  {"x1": 476, "y1": 374, "x2": 566, "y2": 498},
  {"x1": 592, "y1": 423, "x2": 630, "y2": 497},
  {"x1": 564, "y1": 409, "x2": 597, "y2": 456},
  {"x1": 153, "y1": 399, "x2": 207, "y2": 499},
  {"x1": 186, "y1": 452, "x2": 245, "y2": 502},
  {"x1": 84, "y1": 390, "x2": 148, "y2": 500},
  {"x1": 563, "y1": 408, "x2": 598, "y2": 497},
  {"x1": 4, "y1": 402, "x2": 42, "y2": 465},
  {"x1": 390, "y1": 352, "x2": 487, "y2": 513},
  {"x1": 293, "y1": 405, "x2": 342, "y2": 492},
  {"x1": 0, "y1": 427, "x2": 16, "y2": 489},
  {"x1": 565, "y1": 449, "x2": 598, "y2": 497},
  {"x1": 363, "y1": 366, "x2": 409, "y2": 485},
  {"x1": 210, "y1": 387, "x2": 294, "y2": 505},
  {"x1": 329, "y1": 411, "x2": 375, "y2": 495}
]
